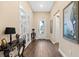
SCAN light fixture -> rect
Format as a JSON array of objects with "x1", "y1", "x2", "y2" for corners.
[
  {"x1": 40, "y1": 4, "x2": 43, "y2": 8},
  {"x1": 4, "y1": 27, "x2": 16, "y2": 45}
]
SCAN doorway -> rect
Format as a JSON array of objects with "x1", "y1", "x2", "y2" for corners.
[{"x1": 53, "y1": 11, "x2": 61, "y2": 43}]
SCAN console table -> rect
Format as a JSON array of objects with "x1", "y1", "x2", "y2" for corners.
[{"x1": 0, "y1": 39, "x2": 25, "y2": 57}]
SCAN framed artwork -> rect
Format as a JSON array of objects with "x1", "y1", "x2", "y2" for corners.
[{"x1": 63, "y1": 2, "x2": 79, "y2": 43}]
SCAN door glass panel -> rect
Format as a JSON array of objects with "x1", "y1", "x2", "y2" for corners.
[{"x1": 39, "y1": 20, "x2": 45, "y2": 34}]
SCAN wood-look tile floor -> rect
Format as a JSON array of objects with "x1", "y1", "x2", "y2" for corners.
[{"x1": 23, "y1": 39, "x2": 62, "y2": 57}]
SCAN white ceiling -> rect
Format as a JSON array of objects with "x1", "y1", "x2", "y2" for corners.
[{"x1": 28, "y1": 1, "x2": 54, "y2": 12}]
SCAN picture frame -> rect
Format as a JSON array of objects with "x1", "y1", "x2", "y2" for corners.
[{"x1": 63, "y1": 1, "x2": 79, "y2": 43}]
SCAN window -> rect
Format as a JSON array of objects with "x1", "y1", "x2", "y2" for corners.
[{"x1": 39, "y1": 20, "x2": 45, "y2": 34}]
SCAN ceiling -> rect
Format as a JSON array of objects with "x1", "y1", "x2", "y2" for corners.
[{"x1": 28, "y1": 1, "x2": 54, "y2": 12}]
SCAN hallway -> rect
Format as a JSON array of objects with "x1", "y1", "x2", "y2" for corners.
[
  {"x1": 0, "y1": 1, "x2": 79, "y2": 57},
  {"x1": 23, "y1": 39, "x2": 62, "y2": 57}
]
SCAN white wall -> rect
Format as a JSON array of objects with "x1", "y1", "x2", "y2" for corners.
[
  {"x1": 0, "y1": 1, "x2": 33, "y2": 48},
  {"x1": 0, "y1": 1, "x2": 19, "y2": 42},
  {"x1": 50, "y1": 1, "x2": 79, "y2": 57}
]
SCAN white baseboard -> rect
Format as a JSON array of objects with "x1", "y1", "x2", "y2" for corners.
[
  {"x1": 36, "y1": 38, "x2": 50, "y2": 40},
  {"x1": 50, "y1": 39, "x2": 66, "y2": 57},
  {"x1": 50, "y1": 39, "x2": 57, "y2": 44},
  {"x1": 58, "y1": 48, "x2": 66, "y2": 57},
  {"x1": 25, "y1": 40, "x2": 31, "y2": 48}
]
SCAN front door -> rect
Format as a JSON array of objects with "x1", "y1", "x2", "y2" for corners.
[{"x1": 37, "y1": 17, "x2": 46, "y2": 39}]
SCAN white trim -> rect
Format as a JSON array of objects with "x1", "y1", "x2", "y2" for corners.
[
  {"x1": 50, "y1": 39, "x2": 66, "y2": 57},
  {"x1": 36, "y1": 37, "x2": 50, "y2": 40},
  {"x1": 50, "y1": 39, "x2": 57, "y2": 44},
  {"x1": 58, "y1": 48, "x2": 66, "y2": 57},
  {"x1": 25, "y1": 40, "x2": 31, "y2": 48}
]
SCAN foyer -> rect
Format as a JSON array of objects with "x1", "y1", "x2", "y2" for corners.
[{"x1": 0, "y1": 1, "x2": 79, "y2": 57}]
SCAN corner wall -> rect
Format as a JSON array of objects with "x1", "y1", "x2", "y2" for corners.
[
  {"x1": 0, "y1": 1, "x2": 33, "y2": 43},
  {"x1": 0, "y1": 1, "x2": 19, "y2": 42}
]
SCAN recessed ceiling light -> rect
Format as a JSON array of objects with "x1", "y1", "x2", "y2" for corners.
[{"x1": 40, "y1": 4, "x2": 43, "y2": 8}]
